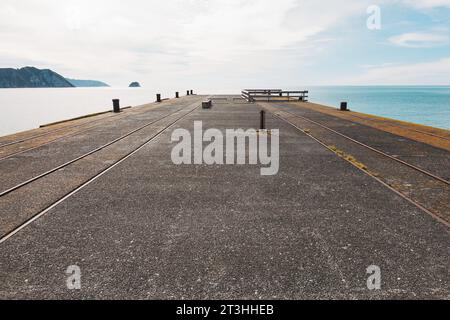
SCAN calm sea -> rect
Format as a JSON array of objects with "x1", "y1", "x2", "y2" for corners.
[
  {"x1": 0, "y1": 87, "x2": 166, "y2": 136},
  {"x1": 307, "y1": 86, "x2": 450, "y2": 130},
  {"x1": 0, "y1": 86, "x2": 449, "y2": 136}
]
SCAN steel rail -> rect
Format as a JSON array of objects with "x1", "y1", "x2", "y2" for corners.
[
  {"x1": 0, "y1": 103, "x2": 196, "y2": 197},
  {"x1": 269, "y1": 111, "x2": 450, "y2": 229},
  {"x1": 0, "y1": 104, "x2": 200, "y2": 244},
  {"x1": 277, "y1": 108, "x2": 450, "y2": 186}
]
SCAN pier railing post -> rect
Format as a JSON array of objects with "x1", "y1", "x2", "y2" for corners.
[
  {"x1": 260, "y1": 110, "x2": 266, "y2": 130},
  {"x1": 113, "y1": 99, "x2": 120, "y2": 113}
]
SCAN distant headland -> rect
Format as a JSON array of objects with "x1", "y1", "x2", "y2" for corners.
[
  {"x1": 0, "y1": 67, "x2": 109, "y2": 88},
  {"x1": 66, "y1": 79, "x2": 109, "y2": 87}
]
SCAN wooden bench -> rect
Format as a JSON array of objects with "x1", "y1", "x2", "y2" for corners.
[{"x1": 241, "y1": 89, "x2": 308, "y2": 102}]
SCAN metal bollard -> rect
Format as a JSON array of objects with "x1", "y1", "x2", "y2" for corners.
[
  {"x1": 190, "y1": 90, "x2": 194, "y2": 95},
  {"x1": 156, "y1": 94, "x2": 161, "y2": 102},
  {"x1": 260, "y1": 110, "x2": 266, "y2": 130},
  {"x1": 175, "y1": 92, "x2": 179, "y2": 98},
  {"x1": 187, "y1": 90, "x2": 190, "y2": 96},
  {"x1": 340, "y1": 102, "x2": 348, "y2": 111},
  {"x1": 113, "y1": 99, "x2": 120, "y2": 113},
  {"x1": 202, "y1": 100, "x2": 212, "y2": 109}
]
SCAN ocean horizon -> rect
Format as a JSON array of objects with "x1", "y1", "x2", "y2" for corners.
[
  {"x1": 1, "y1": 85, "x2": 449, "y2": 136},
  {"x1": 306, "y1": 85, "x2": 450, "y2": 131}
]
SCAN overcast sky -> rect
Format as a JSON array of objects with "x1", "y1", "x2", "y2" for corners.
[{"x1": 1, "y1": 0, "x2": 449, "y2": 90}]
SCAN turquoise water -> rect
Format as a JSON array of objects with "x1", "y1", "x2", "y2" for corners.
[{"x1": 306, "y1": 86, "x2": 450, "y2": 130}]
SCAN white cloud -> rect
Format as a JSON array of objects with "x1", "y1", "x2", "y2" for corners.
[
  {"x1": 0, "y1": 0, "x2": 449, "y2": 88},
  {"x1": 0, "y1": 0, "x2": 368, "y2": 88},
  {"x1": 389, "y1": 32, "x2": 450, "y2": 47},
  {"x1": 402, "y1": 0, "x2": 450, "y2": 8},
  {"x1": 349, "y1": 58, "x2": 450, "y2": 85}
]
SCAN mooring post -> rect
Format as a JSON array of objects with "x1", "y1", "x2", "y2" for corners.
[
  {"x1": 175, "y1": 92, "x2": 179, "y2": 98},
  {"x1": 113, "y1": 99, "x2": 120, "y2": 113},
  {"x1": 190, "y1": 90, "x2": 194, "y2": 95},
  {"x1": 340, "y1": 102, "x2": 348, "y2": 111},
  {"x1": 156, "y1": 94, "x2": 161, "y2": 102},
  {"x1": 187, "y1": 90, "x2": 190, "y2": 96},
  {"x1": 260, "y1": 110, "x2": 266, "y2": 130}
]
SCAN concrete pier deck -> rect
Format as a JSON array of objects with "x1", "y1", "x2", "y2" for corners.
[{"x1": 0, "y1": 95, "x2": 449, "y2": 299}]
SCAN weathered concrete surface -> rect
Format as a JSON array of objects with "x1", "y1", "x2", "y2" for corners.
[
  {"x1": 0, "y1": 96, "x2": 449, "y2": 299},
  {"x1": 0, "y1": 102, "x2": 200, "y2": 236},
  {"x1": 270, "y1": 102, "x2": 450, "y2": 178},
  {"x1": 260, "y1": 102, "x2": 450, "y2": 224},
  {"x1": 0, "y1": 96, "x2": 205, "y2": 237}
]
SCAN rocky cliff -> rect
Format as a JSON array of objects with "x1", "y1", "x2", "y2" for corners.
[{"x1": 0, "y1": 67, "x2": 75, "y2": 88}]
